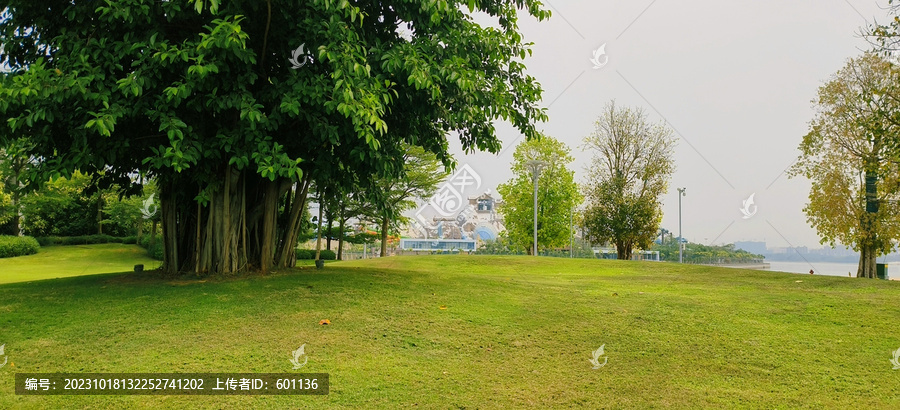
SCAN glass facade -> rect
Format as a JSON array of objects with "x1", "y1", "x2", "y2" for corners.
[{"x1": 399, "y1": 239, "x2": 477, "y2": 251}]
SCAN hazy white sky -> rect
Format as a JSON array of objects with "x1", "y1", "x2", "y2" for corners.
[{"x1": 446, "y1": 0, "x2": 891, "y2": 249}]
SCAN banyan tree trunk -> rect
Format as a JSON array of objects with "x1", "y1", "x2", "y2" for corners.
[{"x1": 158, "y1": 166, "x2": 310, "y2": 275}]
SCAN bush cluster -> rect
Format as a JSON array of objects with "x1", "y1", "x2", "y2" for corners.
[
  {"x1": 19, "y1": 172, "x2": 149, "y2": 238},
  {"x1": 296, "y1": 249, "x2": 336, "y2": 260},
  {"x1": 34, "y1": 234, "x2": 156, "y2": 259},
  {"x1": 0, "y1": 235, "x2": 41, "y2": 258},
  {"x1": 35, "y1": 234, "x2": 137, "y2": 246},
  {"x1": 138, "y1": 236, "x2": 164, "y2": 261}
]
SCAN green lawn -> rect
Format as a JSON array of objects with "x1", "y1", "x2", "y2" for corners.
[
  {"x1": 0, "y1": 244, "x2": 160, "y2": 284},
  {"x1": 1, "y1": 255, "x2": 899, "y2": 408}
]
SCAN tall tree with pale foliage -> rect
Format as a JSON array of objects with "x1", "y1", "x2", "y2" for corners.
[
  {"x1": 790, "y1": 53, "x2": 900, "y2": 278},
  {"x1": 582, "y1": 101, "x2": 676, "y2": 260}
]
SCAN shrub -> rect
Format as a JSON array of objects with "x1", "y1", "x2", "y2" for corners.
[
  {"x1": 21, "y1": 174, "x2": 99, "y2": 237},
  {"x1": 122, "y1": 236, "x2": 137, "y2": 244},
  {"x1": 0, "y1": 235, "x2": 40, "y2": 258},
  {"x1": 35, "y1": 235, "x2": 125, "y2": 246},
  {"x1": 475, "y1": 236, "x2": 526, "y2": 255},
  {"x1": 295, "y1": 249, "x2": 336, "y2": 260},
  {"x1": 136, "y1": 235, "x2": 163, "y2": 260},
  {"x1": 82, "y1": 234, "x2": 121, "y2": 244},
  {"x1": 138, "y1": 235, "x2": 162, "y2": 248},
  {"x1": 145, "y1": 241, "x2": 164, "y2": 261},
  {"x1": 319, "y1": 249, "x2": 336, "y2": 260},
  {"x1": 35, "y1": 236, "x2": 57, "y2": 246},
  {"x1": 20, "y1": 172, "x2": 149, "y2": 237}
]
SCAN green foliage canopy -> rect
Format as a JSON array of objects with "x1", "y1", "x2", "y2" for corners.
[
  {"x1": 496, "y1": 136, "x2": 580, "y2": 254},
  {"x1": 0, "y1": 0, "x2": 549, "y2": 192},
  {"x1": 0, "y1": 0, "x2": 551, "y2": 273}
]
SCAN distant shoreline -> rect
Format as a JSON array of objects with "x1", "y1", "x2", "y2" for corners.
[{"x1": 758, "y1": 255, "x2": 900, "y2": 264}]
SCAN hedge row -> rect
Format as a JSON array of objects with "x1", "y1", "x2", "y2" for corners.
[
  {"x1": 138, "y1": 236, "x2": 164, "y2": 261},
  {"x1": 296, "y1": 249, "x2": 336, "y2": 260},
  {"x1": 36, "y1": 235, "x2": 138, "y2": 246},
  {"x1": 34, "y1": 234, "x2": 160, "y2": 261},
  {"x1": 27, "y1": 234, "x2": 333, "y2": 263},
  {"x1": 0, "y1": 235, "x2": 41, "y2": 258}
]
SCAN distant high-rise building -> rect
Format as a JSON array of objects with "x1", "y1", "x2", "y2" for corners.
[
  {"x1": 734, "y1": 241, "x2": 767, "y2": 255},
  {"x1": 791, "y1": 246, "x2": 809, "y2": 255}
]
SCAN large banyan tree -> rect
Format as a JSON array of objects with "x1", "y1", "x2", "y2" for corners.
[{"x1": 0, "y1": 0, "x2": 549, "y2": 274}]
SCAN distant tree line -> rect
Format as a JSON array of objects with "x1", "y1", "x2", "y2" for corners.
[
  {"x1": 650, "y1": 239, "x2": 764, "y2": 264},
  {"x1": 0, "y1": 170, "x2": 155, "y2": 238}
]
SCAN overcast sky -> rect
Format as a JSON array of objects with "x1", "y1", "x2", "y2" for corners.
[{"x1": 443, "y1": 0, "x2": 891, "y2": 249}]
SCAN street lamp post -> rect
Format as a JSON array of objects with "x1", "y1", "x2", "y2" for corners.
[
  {"x1": 526, "y1": 159, "x2": 547, "y2": 257},
  {"x1": 570, "y1": 204, "x2": 574, "y2": 258},
  {"x1": 677, "y1": 187, "x2": 686, "y2": 263}
]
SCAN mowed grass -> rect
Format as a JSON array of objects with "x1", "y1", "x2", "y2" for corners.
[
  {"x1": 0, "y1": 244, "x2": 161, "y2": 284},
  {"x1": 1, "y1": 255, "x2": 899, "y2": 408}
]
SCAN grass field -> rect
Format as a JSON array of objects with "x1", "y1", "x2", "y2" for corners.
[
  {"x1": 0, "y1": 244, "x2": 161, "y2": 285},
  {"x1": 1, "y1": 255, "x2": 899, "y2": 408}
]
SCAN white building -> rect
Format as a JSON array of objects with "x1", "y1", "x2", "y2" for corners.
[{"x1": 405, "y1": 192, "x2": 505, "y2": 245}]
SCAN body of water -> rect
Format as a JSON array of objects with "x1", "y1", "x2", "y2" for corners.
[{"x1": 762, "y1": 261, "x2": 873, "y2": 278}]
